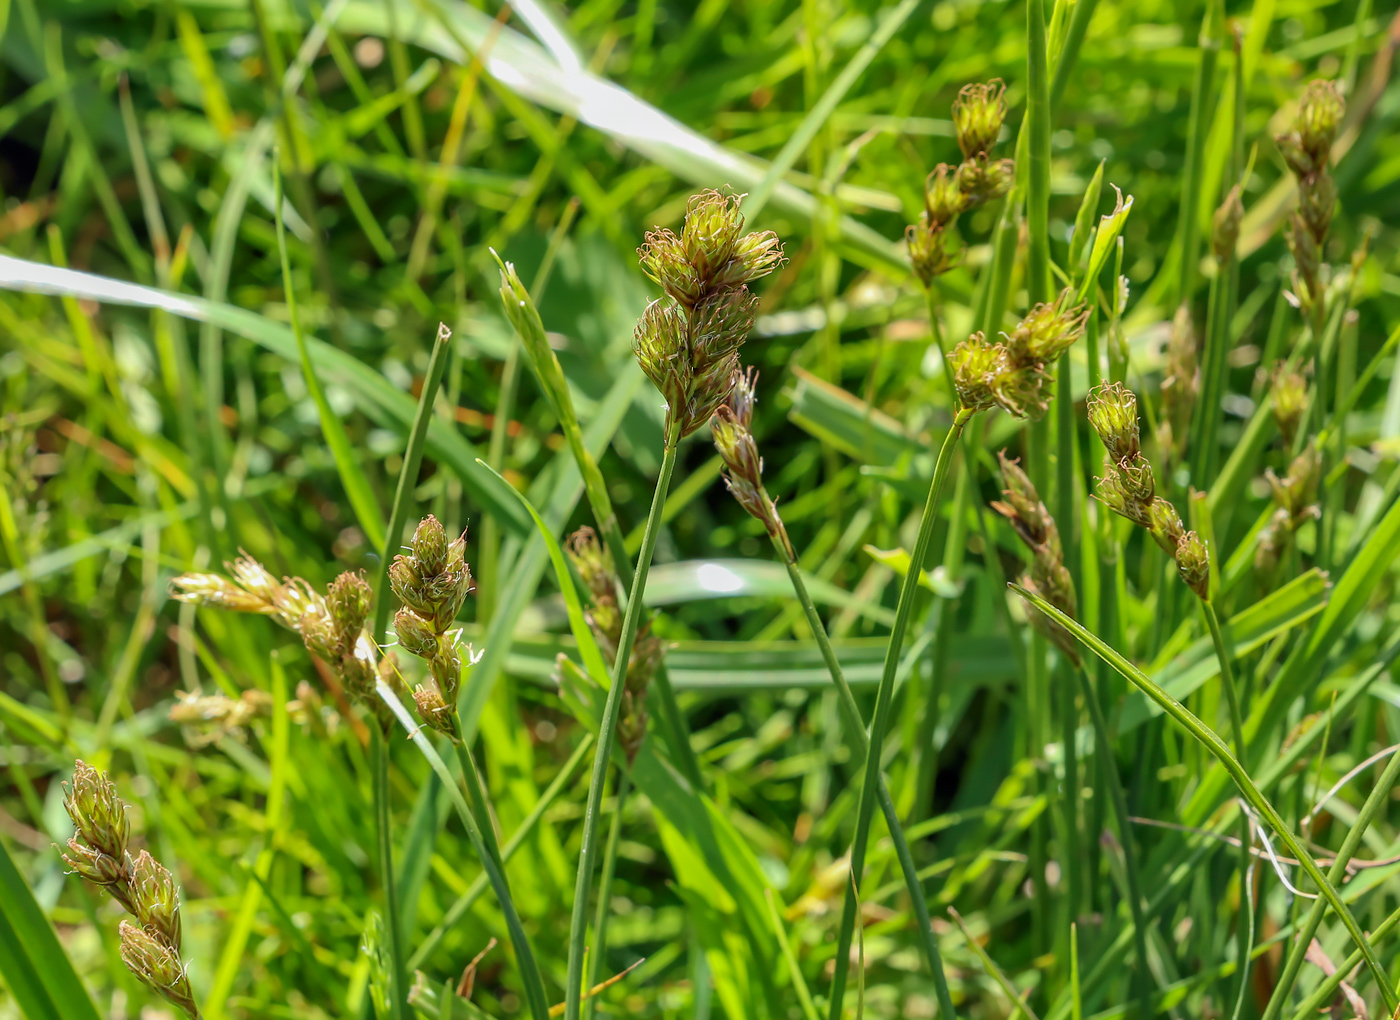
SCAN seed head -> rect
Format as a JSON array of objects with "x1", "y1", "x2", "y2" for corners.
[
  {"x1": 326, "y1": 572, "x2": 370, "y2": 649},
  {"x1": 711, "y1": 369, "x2": 793, "y2": 559},
  {"x1": 954, "y1": 156, "x2": 1015, "y2": 207},
  {"x1": 1213, "y1": 185, "x2": 1244, "y2": 264},
  {"x1": 1004, "y1": 288, "x2": 1089, "y2": 364},
  {"x1": 1094, "y1": 463, "x2": 1153, "y2": 530},
  {"x1": 393, "y1": 607, "x2": 438, "y2": 659},
  {"x1": 1146, "y1": 498, "x2": 1187, "y2": 554},
  {"x1": 1174, "y1": 531, "x2": 1210, "y2": 599},
  {"x1": 129, "y1": 850, "x2": 182, "y2": 952},
  {"x1": 953, "y1": 79, "x2": 1008, "y2": 159},
  {"x1": 566, "y1": 527, "x2": 619, "y2": 609},
  {"x1": 950, "y1": 333, "x2": 1006, "y2": 414},
  {"x1": 64, "y1": 761, "x2": 129, "y2": 861},
  {"x1": 412, "y1": 685, "x2": 459, "y2": 740},
  {"x1": 61, "y1": 837, "x2": 128, "y2": 893},
  {"x1": 1270, "y1": 365, "x2": 1308, "y2": 447},
  {"x1": 1086, "y1": 383, "x2": 1141, "y2": 464},
  {"x1": 119, "y1": 920, "x2": 200, "y2": 1019},
  {"x1": 906, "y1": 218, "x2": 960, "y2": 286},
  {"x1": 1277, "y1": 79, "x2": 1344, "y2": 177},
  {"x1": 924, "y1": 164, "x2": 968, "y2": 227}
]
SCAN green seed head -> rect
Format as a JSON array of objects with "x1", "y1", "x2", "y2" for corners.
[
  {"x1": 955, "y1": 156, "x2": 1015, "y2": 208},
  {"x1": 1006, "y1": 289, "x2": 1089, "y2": 364},
  {"x1": 119, "y1": 920, "x2": 199, "y2": 1019},
  {"x1": 923, "y1": 163, "x2": 967, "y2": 227},
  {"x1": 1175, "y1": 530, "x2": 1210, "y2": 599},
  {"x1": 130, "y1": 849, "x2": 182, "y2": 952},
  {"x1": 906, "y1": 217, "x2": 960, "y2": 286},
  {"x1": 64, "y1": 761, "x2": 130, "y2": 861},
  {"x1": 1146, "y1": 498, "x2": 1187, "y2": 555},
  {"x1": 952, "y1": 79, "x2": 1007, "y2": 159},
  {"x1": 409, "y1": 515, "x2": 448, "y2": 576},
  {"x1": 326, "y1": 572, "x2": 371, "y2": 649},
  {"x1": 412, "y1": 685, "x2": 459, "y2": 741},
  {"x1": 1087, "y1": 383, "x2": 1141, "y2": 464},
  {"x1": 950, "y1": 333, "x2": 1006, "y2": 414},
  {"x1": 1212, "y1": 185, "x2": 1244, "y2": 263}
]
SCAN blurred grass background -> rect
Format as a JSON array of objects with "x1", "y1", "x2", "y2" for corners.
[{"x1": 2, "y1": 0, "x2": 1400, "y2": 1016}]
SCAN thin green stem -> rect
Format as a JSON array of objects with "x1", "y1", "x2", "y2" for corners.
[
  {"x1": 584, "y1": 770, "x2": 630, "y2": 1020},
  {"x1": 410, "y1": 734, "x2": 594, "y2": 970},
  {"x1": 1013, "y1": 583, "x2": 1399, "y2": 1011},
  {"x1": 1263, "y1": 743, "x2": 1400, "y2": 1020},
  {"x1": 1073, "y1": 666, "x2": 1152, "y2": 1020},
  {"x1": 780, "y1": 552, "x2": 956, "y2": 1018},
  {"x1": 564, "y1": 430, "x2": 682, "y2": 1020},
  {"x1": 1202, "y1": 589, "x2": 1251, "y2": 1012},
  {"x1": 827, "y1": 409, "x2": 972, "y2": 1018},
  {"x1": 375, "y1": 683, "x2": 551, "y2": 1020},
  {"x1": 1026, "y1": 0, "x2": 1053, "y2": 308},
  {"x1": 371, "y1": 322, "x2": 453, "y2": 643},
  {"x1": 369, "y1": 727, "x2": 406, "y2": 1020},
  {"x1": 1175, "y1": 0, "x2": 1222, "y2": 308},
  {"x1": 453, "y1": 741, "x2": 506, "y2": 873}
]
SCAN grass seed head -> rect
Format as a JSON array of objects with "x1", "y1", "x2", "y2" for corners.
[
  {"x1": 711, "y1": 368, "x2": 793, "y2": 559},
  {"x1": 1087, "y1": 382, "x2": 1142, "y2": 463},
  {"x1": 129, "y1": 849, "x2": 183, "y2": 952},
  {"x1": 1174, "y1": 530, "x2": 1210, "y2": 599},
  {"x1": 1212, "y1": 185, "x2": 1244, "y2": 263},
  {"x1": 119, "y1": 920, "x2": 199, "y2": 1019},
  {"x1": 1270, "y1": 365, "x2": 1308, "y2": 448},
  {"x1": 953, "y1": 79, "x2": 1007, "y2": 159},
  {"x1": 64, "y1": 760, "x2": 130, "y2": 862}
]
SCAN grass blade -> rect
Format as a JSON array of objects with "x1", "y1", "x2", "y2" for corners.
[
  {"x1": 1010, "y1": 581, "x2": 1399, "y2": 1010},
  {"x1": 0, "y1": 838, "x2": 104, "y2": 1020},
  {"x1": 273, "y1": 157, "x2": 387, "y2": 551}
]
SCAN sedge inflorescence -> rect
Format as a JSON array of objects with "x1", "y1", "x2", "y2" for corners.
[
  {"x1": 950, "y1": 288, "x2": 1089, "y2": 419},
  {"x1": 635, "y1": 189, "x2": 784, "y2": 440},
  {"x1": 61, "y1": 761, "x2": 200, "y2": 1019},
  {"x1": 1277, "y1": 79, "x2": 1344, "y2": 323},
  {"x1": 565, "y1": 527, "x2": 668, "y2": 762},
  {"x1": 992, "y1": 453, "x2": 1079, "y2": 665},
  {"x1": 390, "y1": 515, "x2": 475, "y2": 742},
  {"x1": 907, "y1": 79, "x2": 1015, "y2": 286},
  {"x1": 710, "y1": 367, "x2": 793, "y2": 560},
  {"x1": 170, "y1": 556, "x2": 404, "y2": 726},
  {"x1": 1087, "y1": 383, "x2": 1210, "y2": 599}
]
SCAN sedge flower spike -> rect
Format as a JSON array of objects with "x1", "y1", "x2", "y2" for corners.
[
  {"x1": 634, "y1": 189, "x2": 783, "y2": 438},
  {"x1": 951, "y1": 288, "x2": 1089, "y2": 419},
  {"x1": 60, "y1": 762, "x2": 200, "y2": 1018},
  {"x1": 992, "y1": 453, "x2": 1079, "y2": 665},
  {"x1": 1087, "y1": 383, "x2": 1211, "y2": 599},
  {"x1": 1276, "y1": 80, "x2": 1344, "y2": 321},
  {"x1": 390, "y1": 515, "x2": 476, "y2": 741},
  {"x1": 906, "y1": 78, "x2": 1014, "y2": 287},
  {"x1": 563, "y1": 527, "x2": 669, "y2": 762},
  {"x1": 710, "y1": 368, "x2": 794, "y2": 560}
]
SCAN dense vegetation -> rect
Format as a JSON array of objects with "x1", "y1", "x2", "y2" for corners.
[{"x1": 3, "y1": 0, "x2": 1400, "y2": 1017}]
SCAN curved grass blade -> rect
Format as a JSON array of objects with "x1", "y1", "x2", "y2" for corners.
[
  {"x1": 1010, "y1": 581, "x2": 1399, "y2": 1010},
  {"x1": 0, "y1": 838, "x2": 104, "y2": 1020},
  {"x1": 0, "y1": 255, "x2": 530, "y2": 535},
  {"x1": 273, "y1": 158, "x2": 386, "y2": 551}
]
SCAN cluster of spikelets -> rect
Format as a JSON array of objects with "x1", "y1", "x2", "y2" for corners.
[
  {"x1": 1156, "y1": 305, "x2": 1198, "y2": 468},
  {"x1": 61, "y1": 761, "x2": 199, "y2": 1019},
  {"x1": 951, "y1": 288, "x2": 1090, "y2": 420},
  {"x1": 991, "y1": 454, "x2": 1080, "y2": 665},
  {"x1": 1277, "y1": 79, "x2": 1344, "y2": 323},
  {"x1": 907, "y1": 80, "x2": 1015, "y2": 286},
  {"x1": 1087, "y1": 383, "x2": 1211, "y2": 599},
  {"x1": 170, "y1": 556, "x2": 400, "y2": 726},
  {"x1": 170, "y1": 518, "x2": 479, "y2": 743},
  {"x1": 565, "y1": 527, "x2": 669, "y2": 762},
  {"x1": 390, "y1": 516, "x2": 475, "y2": 741},
  {"x1": 1256, "y1": 443, "x2": 1322, "y2": 573},
  {"x1": 634, "y1": 189, "x2": 784, "y2": 440},
  {"x1": 1270, "y1": 365, "x2": 1309, "y2": 448},
  {"x1": 709, "y1": 367, "x2": 794, "y2": 560}
]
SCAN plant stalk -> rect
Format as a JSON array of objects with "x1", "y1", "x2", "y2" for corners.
[
  {"x1": 827, "y1": 408, "x2": 972, "y2": 1018},
  {"x1": 564, "y1": 427, "x2": 682, "y2": 1020},
  {"x1": 779, "y1": 552, "x2": 956, "y2": 1017}
]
